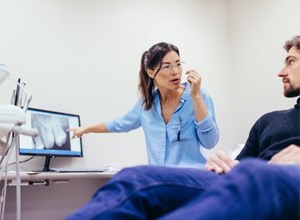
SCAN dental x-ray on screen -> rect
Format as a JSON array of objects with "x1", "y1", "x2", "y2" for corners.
[{"x1": 19, "y1": 108, "x2": 82, "y2": 158}]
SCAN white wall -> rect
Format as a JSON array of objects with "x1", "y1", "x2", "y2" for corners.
[
  {"x1": 0, "y1": 0, "x2": 233, "y2": 171},
  {"x1": 228, "y1": 0, "x2": 300, "y2": 146}
]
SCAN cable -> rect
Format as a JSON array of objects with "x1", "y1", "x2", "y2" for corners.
[
  {"x1": 0, "y1": 132, "x2": 16, "y2": 220},
  {"x1": 0, "y1": 134, "x2": 14, "y2": 217},
  {"x1": 6, "y1": 156, "x2": 34, "y2": 168},
  {"x1": 15, "y1": 133, "x2": 21, "y2": 220},
  {"x1": 0, "y1": 136, "x2": 13, "y2": 165},
  {"x1": 0, "y1": 134, "x2": 13, "y2": 170}
]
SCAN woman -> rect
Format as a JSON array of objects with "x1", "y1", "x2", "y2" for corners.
[{"x1": 69, "y1": 42, "x2": 219, "y2": 168}]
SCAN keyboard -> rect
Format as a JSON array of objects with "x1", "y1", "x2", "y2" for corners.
[{"x1": 50, "y1": 167, "x2": 106, "y2": 173}]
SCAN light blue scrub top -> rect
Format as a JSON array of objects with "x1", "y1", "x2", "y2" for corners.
[{"x1": 106, "y1": 83, "x2": 219, "y2": 168}]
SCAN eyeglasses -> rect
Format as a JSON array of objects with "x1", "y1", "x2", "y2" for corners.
[{"x1": 159, "y1": 62, "x2": 184, "y2": 73}]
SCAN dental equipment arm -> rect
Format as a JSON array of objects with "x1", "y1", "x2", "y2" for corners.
[{"x1": 0, "y1": 64, "x2": 38, "y2": 138}]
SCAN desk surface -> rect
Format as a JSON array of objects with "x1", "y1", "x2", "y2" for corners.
[{"x1": 5, "y1": 170, "x2": 116, "y2": 181}]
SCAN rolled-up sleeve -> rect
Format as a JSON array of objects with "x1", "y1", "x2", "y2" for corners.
[
  {"x1": 195, "y1": 89, "x2": 219, "y2": 148},
  {"x1": 195, "y1": 112, "x2": 219, "y2": 148},
  {"x1": 106, "y1": 99, "x2": 142, "y2": 133}
]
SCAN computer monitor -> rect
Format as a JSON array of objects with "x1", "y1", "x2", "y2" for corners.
[{"x1": 19, "y1": 107, "x2": 83, "y2": 172}]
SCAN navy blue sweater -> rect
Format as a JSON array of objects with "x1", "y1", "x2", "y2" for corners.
[{"x1": 236, "y1": 97, "x2": 300, "y2": 161}]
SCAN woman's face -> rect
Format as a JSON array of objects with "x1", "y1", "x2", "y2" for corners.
[{"x1": 148, "y1": 51, "x2": 183, "y2": 91}]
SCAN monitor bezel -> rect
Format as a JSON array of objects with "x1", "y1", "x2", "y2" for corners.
[{"x1": 19, "y1": 107, "x2": 83, "y2": 158}]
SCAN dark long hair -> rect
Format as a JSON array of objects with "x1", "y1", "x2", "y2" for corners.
[{"x1": 138, "y1": 42, "x2": 180, "y2": 110}]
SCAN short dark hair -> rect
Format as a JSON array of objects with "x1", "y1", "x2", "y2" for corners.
[{"x1": 283, "y1": 36, "x2": 300, "y2": 52}]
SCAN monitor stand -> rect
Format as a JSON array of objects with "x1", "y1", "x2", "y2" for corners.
[{"x1": 42, "y1": 156, "x2": 54, "y2": 172}]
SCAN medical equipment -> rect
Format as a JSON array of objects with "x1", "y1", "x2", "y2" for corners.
[
  {"x1": 0, "y1": 63, "x2": 38, "y2": 220},
  {"x1": 0, "y1": 64, "x2": 38, "y2": 139}
]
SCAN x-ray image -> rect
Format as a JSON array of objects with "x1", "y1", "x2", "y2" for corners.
[{"x1": 31, "y1": 113, "x2": 71, "y2": 150}]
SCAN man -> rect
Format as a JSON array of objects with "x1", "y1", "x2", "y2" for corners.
[
  {"x1": 66, "y1": 36, "x2": 300, "y2": 220},
  {"x1": 205, "y1": 35, "x2": 300, "y2": 173}
]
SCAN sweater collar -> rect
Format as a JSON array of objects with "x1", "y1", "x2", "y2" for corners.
[{"x1": 295, "y1": 97, "x2": 300, "y2": 108}]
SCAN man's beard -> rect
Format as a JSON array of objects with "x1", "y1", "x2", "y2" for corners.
[{"x1": 284, "y1": 87, "x2": 300, "y2": 97}]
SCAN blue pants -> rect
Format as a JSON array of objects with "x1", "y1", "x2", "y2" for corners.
[{"x1": 65, "y1": 159, "x2": 300, "y2": 220}]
